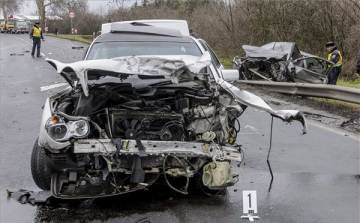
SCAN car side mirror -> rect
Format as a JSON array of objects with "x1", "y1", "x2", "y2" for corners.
[{"x1": 221, "y1": 69, "x2": 240, "y2": 82}]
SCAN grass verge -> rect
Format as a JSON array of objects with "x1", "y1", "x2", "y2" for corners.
[
  {"x1": 45, "y1": 33, "x2": 93, "y2": 44},
  {"x1": 217, "y1": 54, "x2": 235, "y2": 69},
  {"x1": 337, "y1": 79, "x2": 360, "y2": 89},
  {"x1": 309, "y1": 97, "x2": 360, "y2": 110}
]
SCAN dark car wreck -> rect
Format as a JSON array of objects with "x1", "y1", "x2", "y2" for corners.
[{"x1": 233, "y1": 42, "x2": 334, "y2": 84}]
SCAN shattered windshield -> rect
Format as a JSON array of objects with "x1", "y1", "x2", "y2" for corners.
[{"x1": 86, "y1": 41, "x2": 202, "y2": 60}]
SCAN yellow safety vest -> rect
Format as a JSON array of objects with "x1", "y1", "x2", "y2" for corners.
[
  {"x1": 328, "y1": 50, "x2": 343, "y2": 67},
  {"x1": 33, "y1": 27, "x2": 42, "y2": 38}
]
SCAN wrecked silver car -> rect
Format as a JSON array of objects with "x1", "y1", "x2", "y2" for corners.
[
  {"x1": 31, "y1": 22, "x2": 306, "y2": 199},
  {"x1": 233, "y1": 42, "x2": 334, "y2": 84}
]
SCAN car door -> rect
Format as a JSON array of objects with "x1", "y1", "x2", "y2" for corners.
[{"x1": 304, "y1": 57, "x2": 326, "y2": 74}]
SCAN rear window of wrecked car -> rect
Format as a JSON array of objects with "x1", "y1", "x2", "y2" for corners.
[{"x1": 86, "y1": 41, "x2": 202, "y2": 60}]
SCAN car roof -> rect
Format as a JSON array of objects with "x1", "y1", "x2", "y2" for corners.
[
  {"x1": 102, "y1": 20, "x2": 189, "y2": 36},
  {"x1": 95, "y1": 32, "x2": 195, "y2": 43},
  {"x1": 110, "y1": 22, "x2": 182, "y2": 37},
  {"x1": 95, "y1": 22, "x2": 195, "y2": 43}
]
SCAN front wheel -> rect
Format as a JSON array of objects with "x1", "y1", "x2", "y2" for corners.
[{"x1": 31, "y1": 139, "x2": 53, "y2": 190}]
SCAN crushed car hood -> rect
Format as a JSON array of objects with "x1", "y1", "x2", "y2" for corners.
[
  {"x1": 243, "y1": 45, "x2": 288, "y2": 61},
  {"x1": 46, "y1": 52, "x2": 212, "y2": 96}
]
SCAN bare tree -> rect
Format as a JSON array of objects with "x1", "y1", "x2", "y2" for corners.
[
  {"x1": 0, "y1": 0, "x2": 21, "y2": 22},
  {"x1": 35, "y1": 0, "x2": 87, "y2": 26}
]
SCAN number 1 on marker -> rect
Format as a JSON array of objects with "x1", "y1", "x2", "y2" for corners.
[
  {"x1": 248, "y1": 193, "x2": 252, "y2": 208},
  {"x1": 243, "y1": 190, "x2": 258, "y2": 214}
]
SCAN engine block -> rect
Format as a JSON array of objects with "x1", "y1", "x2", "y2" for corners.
[{"x1": 110, "y1": 109, "x2": 184, "y2": 141}]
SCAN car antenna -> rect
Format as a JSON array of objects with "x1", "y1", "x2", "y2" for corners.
[{"x1": 267, "y1": 116, "x2": 274, "y2": 192}]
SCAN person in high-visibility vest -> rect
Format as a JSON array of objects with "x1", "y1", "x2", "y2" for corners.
[
  {"x1": 326, "y1": 42, "x2": 342, "y2": 85},
  {"x1": 29, "y1": 21, "x2": 45, "y2": 58}
]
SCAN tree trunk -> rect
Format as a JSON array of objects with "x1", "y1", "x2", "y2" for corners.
[
  {"x1": 36, "y1": 0, "x2": 46, "y2": 27},
  {"x1": 1, "y1": 2, "x2": 8, "y2": 28}
]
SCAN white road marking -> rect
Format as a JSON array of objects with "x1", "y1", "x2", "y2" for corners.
[
  {"x1": 13, "y1": 36, "x2": 31, "y2": 45},
  {"x1": 244, "y1": 125, "x2": 260, "y2": 133},
  {"x1": 239, "y1": 125, "x2": 260, "y2": 135},
  {"x1": 40, "y1": 83, "x2": 68, "y2": 91},
  {"x1": 308, "y1": 121, "x2": 360, "y2": 142}
]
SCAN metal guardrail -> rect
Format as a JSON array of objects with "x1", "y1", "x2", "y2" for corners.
[{"x1": 237, "y1": 80, "x2": 360, "y2": 104}]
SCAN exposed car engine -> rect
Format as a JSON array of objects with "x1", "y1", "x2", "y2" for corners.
[{"x1": 43, "y1": 78, "x2": 244, "y2": 198}]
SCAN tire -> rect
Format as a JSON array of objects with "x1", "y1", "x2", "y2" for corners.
[{"x1": 31, "y1": 139, "x2": 53, "y2": 190}]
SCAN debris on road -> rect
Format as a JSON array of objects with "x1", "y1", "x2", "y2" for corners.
[
  {"x1": 6, "y1": 189, "x2": 52, "y2": 205},
  {"x1": 71, "y1": 46, "x2": 84, "y2": 49},
  {"x1": 340, "y1": 118, "x2": 360, "y2": 127},
  {"x1": 10, "y1": 53, "x2": 25, "y2": 56}
]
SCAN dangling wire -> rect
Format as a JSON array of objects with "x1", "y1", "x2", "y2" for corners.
[{"x1": 267, "y1": 116, "x2": 274, "y2": 192}]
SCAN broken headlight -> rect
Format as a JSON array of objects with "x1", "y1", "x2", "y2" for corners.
[{"x1": 46, "y1": 116, "x2": 89, "y2": 141}]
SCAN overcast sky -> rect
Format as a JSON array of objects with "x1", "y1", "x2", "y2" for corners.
[{"x1": 20, "y1": 0, "x2": 116, "y2": 15}]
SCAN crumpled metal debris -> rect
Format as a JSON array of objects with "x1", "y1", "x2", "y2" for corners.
[
  {"x1": 71, "y1": 46, "x2": 84, "y2": 49},
  {"x1": 340, "y1": 118, "x2": 360, "y2": 127},
  {"x1": 6, "y1": 189, "x2": 52, "y2": 205}
]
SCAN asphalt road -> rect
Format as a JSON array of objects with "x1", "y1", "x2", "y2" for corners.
[{"x1": 0, "y1": 33, "x2": 359, "y2": 223}]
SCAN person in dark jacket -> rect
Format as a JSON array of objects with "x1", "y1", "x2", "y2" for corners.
[
  {"x1": 357, "y1": 52, "x2": 360, "y2": 75},
  {"x1": 189, "y1": 29, "x2": 199, "y2": 39},
  {"x1": 326, "y1": 42, "x2": 343, "y2": 85},
  {"x1": 30, "y1": 22, "x2": 45, "y2": 58}
]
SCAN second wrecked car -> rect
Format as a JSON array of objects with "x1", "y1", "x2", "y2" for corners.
[
  {"x1": 31, "y1": 20, "x2": 307, "y2": 199},
  {"x1": 233, "y1": 42, "x2": 334, "y2": 84}
]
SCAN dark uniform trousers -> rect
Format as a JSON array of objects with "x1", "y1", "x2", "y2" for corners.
[
  {"x1": 31, "y1": 38, "x2": 41, "y2": 57},
  {"x1": 328, "y1": 66, "x2": 342, "y2": 85}
]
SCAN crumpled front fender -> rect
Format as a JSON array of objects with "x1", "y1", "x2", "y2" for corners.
[{"x1": 218, "y1": 79, "x2": 307, "y2": 133}]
